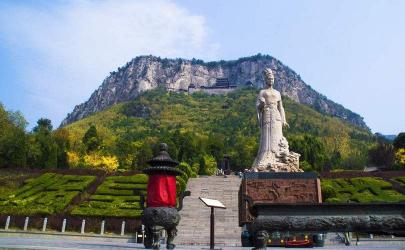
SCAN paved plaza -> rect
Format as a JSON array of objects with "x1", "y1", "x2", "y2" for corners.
[
  {"x1": 1, "y1": 233, "x2": 405, "y2": 250},
  {"x1": 0, "y1": 237, "x2": 403, "y2": 250}
]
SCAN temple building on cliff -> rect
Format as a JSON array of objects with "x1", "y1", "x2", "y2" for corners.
[{"x1": 188, "y1": 78, "x2": 237, "y2": 95}]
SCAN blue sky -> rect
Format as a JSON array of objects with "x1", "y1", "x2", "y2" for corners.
[{"x1": 0, "y1": 0, "x2": 404, "y2": 134}]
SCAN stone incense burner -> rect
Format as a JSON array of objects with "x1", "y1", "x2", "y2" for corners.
[{"x1": 140, "y1": 143, "x2": 190, "y2": 249}]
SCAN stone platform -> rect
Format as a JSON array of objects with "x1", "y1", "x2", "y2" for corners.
[
  {"x1": 239, "y1": 172, "x2": 322, "y2": 226},
  {"x1": 175, "y1": 175, "x2": 242, "y2": 247}
]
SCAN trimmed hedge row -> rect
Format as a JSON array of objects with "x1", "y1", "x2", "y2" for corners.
[
  {"x1": 0, "y1": 173, "x2": 95, "y2": 216},
  {"x1": 320, "y1": 171, "x2": 405, "y2": 179},
  {"x1": 394, "y1": 177, "x2": 405, "y2": 187},
  {"x1": 321, "y1": 177, "x2": 405, "y2": 203},
  {"x1": 71, "y1": 174, "x2": 148, "y2": 218},
  {"x1": 0, "y1": 171, "x2": 192, "y2": 219}
]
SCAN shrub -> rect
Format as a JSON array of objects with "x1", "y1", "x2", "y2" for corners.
[
  {"x1": 395, "y1": 148, "x2": 405, "y2": 167},
  {"x1": 67, "y1": 151, "x2": 81, "y2": 168},
  {"x1": 191, "y1": 162, "x2": 199, "y2": 177},
  {"x1": 300, "y1": 161, "x2": 314, "y2": 172},
  {"x1": 320, "y1": 183, "x2": 337, "y2": 200},
  {"x1": 199, "y1": 154, "x2": 217, "y2": 176},
  {"x1": 176, "y1": 175, "x2": 187, "y2": 195},
  {"x1": 178, "y1": 162, "x2": 194, "y2": 179},
  {"x1": 82, "y1": 153, "x2": 119, "y2": 172}
]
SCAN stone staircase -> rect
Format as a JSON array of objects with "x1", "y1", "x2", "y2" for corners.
[{"x1": 174, "y1": 175, "x2": 242, "y2": 247}]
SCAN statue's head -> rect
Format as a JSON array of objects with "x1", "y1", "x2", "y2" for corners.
[{"x1": 263, "y1": 68, "x2": 275, "y2": 88}]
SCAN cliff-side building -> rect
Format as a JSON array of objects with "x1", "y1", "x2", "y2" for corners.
[{"x1": 188, "y1": 78, "x2": 237, "y2": 95}]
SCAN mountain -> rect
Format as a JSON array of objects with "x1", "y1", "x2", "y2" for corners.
[
  {"x1": 63, "y1": 88, "x2": 374, "y2": 171},
  {"x1": 60, "y1": 54, "x2": 367, "y2": 129}
]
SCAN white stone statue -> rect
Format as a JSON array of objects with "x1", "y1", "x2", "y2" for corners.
[{"x1": 251, "y1": 68, "x2": 302, "y2": 172}]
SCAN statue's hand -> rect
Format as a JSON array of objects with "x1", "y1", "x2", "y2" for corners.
[{"x1": 283, "y1": 122, "x2": 290, "y2": 128}]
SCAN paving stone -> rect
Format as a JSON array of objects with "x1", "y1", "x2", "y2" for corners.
[{"x1": 175, "y1": 175, "x2": 242, "y2": 246}]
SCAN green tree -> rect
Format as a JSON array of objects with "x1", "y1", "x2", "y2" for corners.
[
  {"x1": 7, "y1": 110, "x2": 28, "y2": 130},
  {"x1": 28, "y1": 118, "x2": 58, "y2": 168},
  {"x1": 0, "y1": 104, "x2": 28, "y2": 168},
  {"x1": 207, "y1": 133, "x2": 225, "y2": 163},
  {"x1": 289, "y1": 134, "x2": 327, "y2": 172},
  {"x1": 230, "y1": 135, "x2": 257, "y2": 171},
  {"x1": 133, "y1": 141, "x2": 154, "y2": 169},
  {"x1": 300, "y1": 161, "x2": 314, "y2": 172},
  {"x1": 82, "y1": 125, "x2": 101, "y2": 152},
  {"x1": 33, "y1": 118, "x2": 52, "y2": 132},
  {"x1": 0, "y1": 125, "x2": 27, "y2": 168},
  {"x1": 115, "y1": 134, "x2": 137, "y2": 169},
  {"x1": 26, "y1": 135, "x2": 41, "y2": 168},
  {"x1": 393, "y1": 133, "x2": 405, "y2": 149},
  {"x1": 54, "y1": 128, "x2": 70, "y2": 168},
  {"x1": 174, "y1": 130, "x2": 201, "y2": 163},
  {"x1": 368, "y1": 141, "x2": 395, "y2": 168}
]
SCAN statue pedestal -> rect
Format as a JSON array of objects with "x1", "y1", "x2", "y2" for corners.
[
  {"x1": 239, "y1": 172, "x2": 322, "y2": 225},
  {"x1": 238, "y1": 172, "x2": 322, "y2": 248}
]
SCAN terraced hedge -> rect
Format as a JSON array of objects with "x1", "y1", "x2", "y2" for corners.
[
  {"x1": 3, "y1": 171, "x2": 405, "y2": 219},
  {"x1": 0, "y1": 173, "x2": 95, "y2": 215},
  {"x1": 394, "y1": 177, "x2": 405, "y2": 187},
  {"x1": 71, "y1": 174, "x2": 148, "y2": 218},
  {"x1": 321, "y1": 177, "x2": 405, "y2": 203}
]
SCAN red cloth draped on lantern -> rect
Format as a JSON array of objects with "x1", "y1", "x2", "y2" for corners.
[
  {"x1": 143, "y1": 143, "x2": 183, "y2": 208},
  {"x1": 147, "y1": 175, "x2": 177, "y2": 207}
]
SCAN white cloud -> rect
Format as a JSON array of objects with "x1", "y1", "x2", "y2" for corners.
[{"x1": 0, "y1": 0, "x2": 219, "y2": 126}]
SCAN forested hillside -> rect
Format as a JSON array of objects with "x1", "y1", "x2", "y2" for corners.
[{"x1": 63, "y1": 88, "x2": 374, "y2": 172}]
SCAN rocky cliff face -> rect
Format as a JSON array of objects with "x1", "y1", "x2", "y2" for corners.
[{"x1": 60, "y1": 54, "x2": 367, "y2": 129}]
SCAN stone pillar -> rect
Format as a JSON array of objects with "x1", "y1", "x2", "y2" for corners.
[
  {"x1": 4, "y1": 216, "x2": 10, "y2": 230},
  {"x1": 142, "y1": 224, "x2": 145, "y2": 243},
  {"x1": 23, "y1": 217, "x2": 29, "y2": 231},
  {"x1": 61, "y1": 219, "x2": 67, "y2": 233},
  {"x1": 120, "y1": 221, "x2": 125, "y2": 236},
  {"x1": 42, "y1": 218, "x2": 47, "y2": 232},
  {"x1": 100, "y1": 220, "x2": 105, "y2": 235},
  {"x1": 81, "y1": 220, "x2": 85, "y2": 234}
]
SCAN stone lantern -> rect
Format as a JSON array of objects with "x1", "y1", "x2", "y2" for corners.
[{"x1": 140, "y1": 143, "x2": 189, "y2": 249}]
